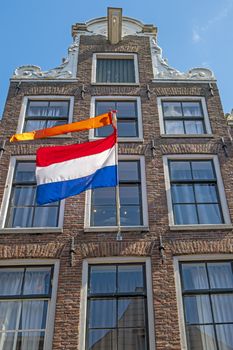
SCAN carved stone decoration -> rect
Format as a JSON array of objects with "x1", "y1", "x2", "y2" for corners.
[
  {"x1": 150, "y1": 36, "x2": 215, "y2": 81},
  {"x1": 13, "y1": 34, "x2": 81, "y2": 80}
]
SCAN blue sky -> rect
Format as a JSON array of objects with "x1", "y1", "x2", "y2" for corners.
[{"x1": 1, "y1": 0, "x2": 233, "y2": 116}]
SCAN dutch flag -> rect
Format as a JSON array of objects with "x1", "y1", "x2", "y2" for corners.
[{"x1": 36, "y1": 131, "x2": 118, "y2": 205}]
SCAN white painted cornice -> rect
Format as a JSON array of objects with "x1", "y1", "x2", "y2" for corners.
[
  {"x1": 149, "y1": 36, "x2": 215, "y2": 81},
  {"x1": 12, "y1": 15, "x2": 215, "y2": 82},
  {"x1": 12, "y1": 34, "x2": 82, "y2": 80}
]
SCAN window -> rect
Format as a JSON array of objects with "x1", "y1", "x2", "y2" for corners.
[
  {"x1": 86, "y1": 157, "x2": 148, "y2": 228},
  {"x1": 180, "y1": 261, "x2": 233, "y2": 350},
  {"x1": 92, "y1": 54, "x2": 139, "y2": 84},
  {"x1": 17, "y1": 96, "x2": 74, "y2": 134},
  {"x1": 163, "y1": 155, "x2": 231, "y2": 228},
  {"x1": 90, "y1": 97, "x2": 143, "y2": 140},
  {"x1": 5, "y1": 160, "x2": 60, "y2": 228},
  {"x1": 169, "y1": 160, "x2": 223, "y2": 225},
  {"x1": 0, "y1": 264, "x2": 56, "y2": 350},
  {"x1": 157, "y1": 97, "x2": 212, "y2": 135},
  {"x1": 86, "y1": 263, "x2": 149, "y2": 350}
]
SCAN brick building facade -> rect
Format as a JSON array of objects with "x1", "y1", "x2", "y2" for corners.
[{"x1": 0, "y1": 8, "x2": 233, "y2": 350}]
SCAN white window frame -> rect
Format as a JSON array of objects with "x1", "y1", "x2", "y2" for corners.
[
  {"x1": 157, "y1": 96, "x2": 212, "y2": 137},
  {"x1": 92, "y1": 53, "x2": 139, "y2": 84},
  {"x1": 174, "y1": 254, "x2": 233, "y2": 350},
  {"x1": 0, "y1": 156, "x2": 65, "y2": 233},
  {"x1": 89, "y1": 96, "x2": 143, "y2": 142},
  {"x1": 84, "y1": 155, "x2": 148, "y2": 231},
  {"x1": 163, "y1": 154, "x2": 232, "y2": 230},
  {"x1": 0, "y1": 258, "x2": 60, "y2": 350},
  {"x1": 16, "y1": 96, "x2": 74, "y2": 135},
  {"x1": 79, "y1": 256, "x2": 156, "y2": 350}
]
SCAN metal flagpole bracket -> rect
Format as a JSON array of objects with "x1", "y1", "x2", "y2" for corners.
[
  {"x1": 0, "y1": 140, "x2": 6, "y2": 160},
  {"x1": 70, "y1": 236, "x2": 76, "y2": 267},
  {"x1": 159, "y1": 235, "x2": 165, "y2": 264}
]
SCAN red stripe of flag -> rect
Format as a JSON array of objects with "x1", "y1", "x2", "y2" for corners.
[{"x1": 36, "y1": 130, "x2": 116, "y2": 167}]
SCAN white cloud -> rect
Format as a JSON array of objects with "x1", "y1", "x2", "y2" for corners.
[
  {"x1": 192, "y1": 0, "x2": 233, "y2": 43},
  {"x1": 192, "y1": 29, "x2": 201, "y2": 43}
]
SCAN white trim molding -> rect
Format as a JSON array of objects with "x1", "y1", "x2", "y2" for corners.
[
  {"x1": 84, "y1": 155, "x2": 149, "y2": 231},
  {"x1": 91, "y1": 52, "x2": 139, "y2": 84},
  {"x1": 79, "y1": 256, "x2": 156, "y2": 350},
  {"x1": 150, "y1": 37, "x2": 215, "y2": 81},
  {"x1": 157, "y1": 96, "x2": 212, "y2": 137},
  {"x1": 89, "y1": 96, "x2": 143, "y2": 142},
  {"x1": 163, "y1": 154, "x2": 231, "y2": 229},
  {"x1": 173, "y1": 254, "x2": 233, "y2": 350},
  {"x1": 16, "y1": 95, "x2": 74, "y2": 135},
  {"x1": 0, "y1": 258, "x2": 60, "y2": 350},
  {"x1": 0, "y1": 156, "x2": 65, "y2": 230},
  {"x1": 12, "y1": 34, "x2": 81, "y2": 80}
]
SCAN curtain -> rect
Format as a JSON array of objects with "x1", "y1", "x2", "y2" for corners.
[{"x1": 96, "y1": 59, "x2": 135, "y2": 83}]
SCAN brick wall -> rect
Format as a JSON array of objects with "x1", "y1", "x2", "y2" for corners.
[{"x1": 0, "y1": 33, "x2": 232, "y2": 349}]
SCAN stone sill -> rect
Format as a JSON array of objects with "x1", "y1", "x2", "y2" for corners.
[
  {"x1": 169, "y1": 224, "x2": 233, "y2": 231},
  {"x1": 91, "y1": 83, "x2": 140, "y2": 87},
  {"x1": 89, "y1": 137, "x2": 144, "y2": 143},
  {"x1": 160, "y1": 134, "x2": 214, "y2": 138},
  {"x1": 0, "y1": 228, "x2": 63, "y2": 234},
  {"x1": 84, "y1": 226, "x2": 149, "y2": 233}
]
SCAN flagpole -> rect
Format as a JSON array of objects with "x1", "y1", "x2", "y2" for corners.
[{"x1": 112, "y1": 111, "x2": 122, "y2": 241}]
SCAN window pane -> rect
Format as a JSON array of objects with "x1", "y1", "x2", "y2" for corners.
[
  {"x1": 14, "y1": 162, "x2": 36, "y2": 182},
  {"x1": 165, "y1": 120, "x2": 184, "y2": 134},
  {"x1": 118, "y1": 265, "x2": 144, "y2": 293},
  {"x1": 207, "y1": 262, "x2": 233, "y2": 289},
  {"x1": 88, "y1": 329, "x2": 117, "y2": 350},
  {"x1": 89, "y1": 299, "x2": 116, "y2": 328},
  {"x1": 119, "y1": 161, "x2": 139, "y2": 181},
  {"x1": 0, "y1": 332, "x2": 15, "y2": 350},
  {"x1": 120, "y1": 206, "x2": 142, "y2": 226},
  {"x1": 46, "y1": 119, "x2": 67, "y2": 128},
  {"x1": 211, "y1": 294, "x2": 233, "y2": 323},
  {"x1": 33, "y1": 207, "x2": 59, "y2": 227},
  {"x1": 117, "y1": 121, "x2": 138, "y2": 137},
  {"x1": 8, "y1": 207, "x2": 33, "y2": 228},
  {"x1": 96, "y1": 101, "x2": 116, "y2": 115},
  {"x1": 169, "y1": 161, "x2": 192, "y2": 180},
  {"x1": 21, "y1": 301, "x2": 48, "y2": 330},
  {"x1": 174, "y1": 204, "x2": 198, "y2": 224},
  {"x1": 118, "y1": 328, "x2": 146, "y2": 350},
  {"x1": 90, "y1": 266, "x2": 116, "y2": 294},
  {"x1": 49, "y1": 101, "x2": 69, "y2": 116},
  {"x1": 25, "y1": 120, "x2": 47, "y2": 132},
  {"x1": 163, "y1": 102, "x2": 182, "y2": 117},
  {"x1": 215, "y1": 324, "x2": 233, "y2": 350},
  {"x1": 191, "y1": 161, "x2": 215, "y2": 180},
  {"x1": 91, "y1": 207, "x2": 116, "y2": 226},
  {"x1": 185, "y1": 120, "x2": 204, "y2": 134},
  {"x1": 23, "y1": 267, "x2": 51, "y2": 295},
  {"x1": 120, "y1": 185, "x2": 140, "y2": 205},
  {"x1": 197, "y1": 204, "x2": 223, "y2": 224},
  {"x1": 92, "y1": 188, "x2": 115, "y2": 205},
  {"x1": 27, "y1": 101, "x2": 49, "y2": 116},
  {"x1": 182, "y1": 102, "x2": 202, "y2": 117},
  {"x1": 184, "y1": 295, "x2": 213, "y2": 324},
  {"x1": 118, "y1": 298, "x2": 145, "y2": 327},
  {"x1": 116, "y1": 102, "x2": 137, "y2": 118},
  {"x1": 17, "y1": 331, "x2": 45, "y2": 350},
  {"x1": 181, "y1": 263, "x2": 209, "y2": 291},
  {"x1": 95, "y1": 125, "x2": 114, "y2": 137},
  {"x1": 171, "y1": 184, "x2": 195, "y2": 203},
  {"x1": 0, "y1": 269, "x2": 24, "y2": 296},
  {"x1": 194, "y1": 184, "x2": 218, "y2": 203},
  {"x1": 0, "y1": 301, "x2": 21, "y2": 329},
  {"x1": 186, "y1": 325, "x2": 217, "y2": 350},
  {"x1": 13, "y1": 186, "x2": 36, "y2": 206},
  {"x1": 96, "y1": 59, "x2": 135, "y2": 83}
]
